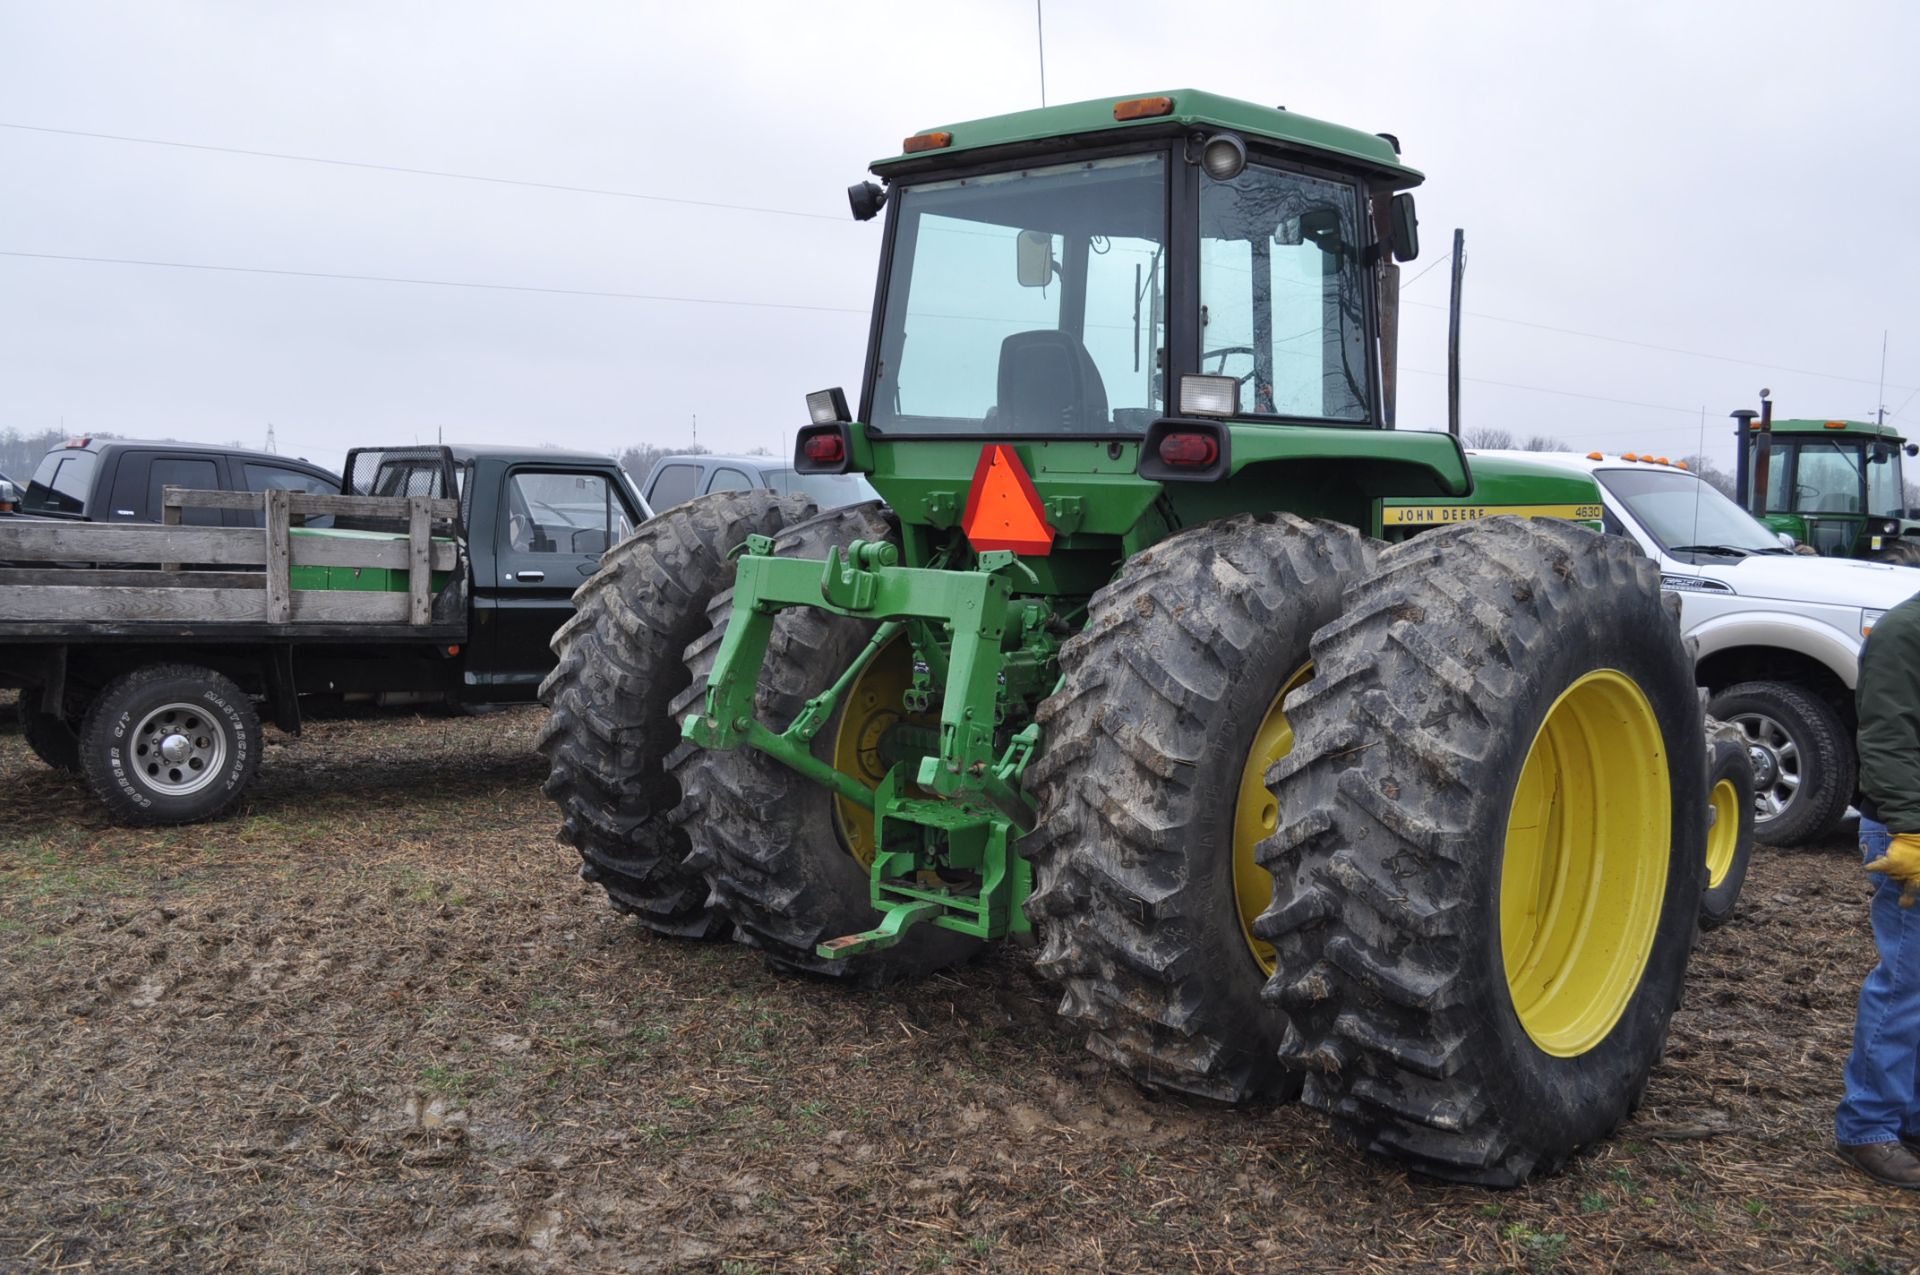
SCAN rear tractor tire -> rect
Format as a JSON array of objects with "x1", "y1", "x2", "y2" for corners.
[
  {"x1": 538, "y1": 490, "x2": 814, "y2": 937},
  {"x1": 1699, "y1": 728, "x2": 1756, "y2": 931},
  {"x1": 1263, "y1": 516, "x2": 1707, "y2": 1186},
  {"x1": 1023, "y1": 513, "x2": 1380, "y2": 1102},
  {"x1": 674, "y1": 501, "x2": 979, "y2": 984}
]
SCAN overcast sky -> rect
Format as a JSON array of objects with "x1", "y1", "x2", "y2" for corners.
[{"x1": 3, "y1": 1, "x2": 1915, "y2": 478}]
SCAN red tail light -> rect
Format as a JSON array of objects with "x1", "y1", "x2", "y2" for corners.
[
  {"x1": 803, "y1": 433, "x2": 845, "y2": 464},
  {"x1": 1158, "y1": 432, "x2": 1219, "y2": 467}
]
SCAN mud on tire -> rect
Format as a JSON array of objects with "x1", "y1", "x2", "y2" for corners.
[
  {"x1": 1023, "y1": 513, "x2": 1379, "y2": 1102},
  {"x1": 1699, "y1": 730, "x2": 1756, "y2": 931},
  {"x1": 537, "y1": 490, "x2": 813, "y2": 937},
  {"x1": 23, "y1": 708, "x2": 82, "y2": 773},
  {"x1": 674, "y1": 502, "x2": 979, "y2": 983},
  {"x1": 1262, "y1": 516, "x2": 1706, "y2": 1186}
]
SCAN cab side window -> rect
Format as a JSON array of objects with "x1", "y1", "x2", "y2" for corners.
[
  {"x1": 705, "y1": 467, "x2": 754, "y2": 494},
  {"x1": 646, "y1": 464, "x2": 701, "y2": 511},
  {"x1": 147, "y1": 457, "x2": 221, "y2": 526},
  {"x1": 503, "y1": 471, "x2": 632, "y2": 559},
  {"x1": 243, "y1": 463, "x2": 339, "y2": 528}
]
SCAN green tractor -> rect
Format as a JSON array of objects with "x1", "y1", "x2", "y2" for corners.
[
  {"x1": 540, "y1": 91, "x2": 1712, "y2": 1186},
  {"x1": 1732, "y1": 399, "x2": 1920, "y2": 564}
]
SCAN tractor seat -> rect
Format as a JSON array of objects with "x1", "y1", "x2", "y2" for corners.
[{"x1": 996, "y1": 330, "x2": 1110, "y2": 433}]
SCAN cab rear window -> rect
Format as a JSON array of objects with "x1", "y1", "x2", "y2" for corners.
[{"x1": 23, "y1": 451, "x2": 98, "y2": 514}]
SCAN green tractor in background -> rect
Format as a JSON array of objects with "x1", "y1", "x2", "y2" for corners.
[
  {"x1": 1733, "y1": 398, "x2": 1920, "y2": 564},
  {"x1": 540, "y1": 91, "x2": 1714, "y2": 1186}
]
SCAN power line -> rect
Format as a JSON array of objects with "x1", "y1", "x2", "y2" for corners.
[
  {"x1": 0, "y1": 249, "x2": 870, "y2": 315},
  {"x1": 0, "y1": 121, "x2": 847, "y2": 223},
  {"x1": 1400, "y1": 364, "x2": 1698, "y2": 417},
  {"x1": 1405, "y1": 298, "x2": 1915, "y2": 393},
  {"x1": 10, "y1": 118, "x2": 1910, "y2": 397}
]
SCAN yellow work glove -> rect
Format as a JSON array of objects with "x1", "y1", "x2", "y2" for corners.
[{"x1": 1864, "y1": 832, "x2": 1920, "y2": 908}]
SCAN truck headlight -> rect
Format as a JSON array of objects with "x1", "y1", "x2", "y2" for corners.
[{"x1": 1864, "y1": 608, "x2": 1886, "y2": 637}]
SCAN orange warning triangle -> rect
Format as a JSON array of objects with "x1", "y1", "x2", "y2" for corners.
[{"x1": 961, "y1": 444, "x2": 1054, "y2": 556}]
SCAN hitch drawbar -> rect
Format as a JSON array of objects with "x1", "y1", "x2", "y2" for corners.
[{"x1": 682, "y1": 535, "x2": 1053, "y2": 958}]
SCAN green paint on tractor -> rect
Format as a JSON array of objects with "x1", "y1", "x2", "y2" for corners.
[
  {"x1": 547, "y1": 87, "x2": 1720, "y2": 1186},
  {"x1": 1740, "y1": 416, "x2": 1920, "y2": 562}
]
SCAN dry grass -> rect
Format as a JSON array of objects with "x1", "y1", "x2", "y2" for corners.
[{"x1": 0, "y1": 697, "x2": 1915, "y2": 1273}]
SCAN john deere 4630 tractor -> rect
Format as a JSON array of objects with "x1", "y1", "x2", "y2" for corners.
[{"x1": 540, "y1": 91, "x2": 1714, "y2": 1186}]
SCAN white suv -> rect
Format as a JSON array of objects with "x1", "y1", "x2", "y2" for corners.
[{"x1": 1475, "y1": 451, "x2": 1920, "y2": 846}]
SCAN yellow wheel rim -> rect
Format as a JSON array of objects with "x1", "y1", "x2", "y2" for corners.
[
  {"x1": 1500, "y1": 669, "x2": 1670, "y2": 1058},
  {"x1": 1233, "y1": 664, "x2": 1314, "y2": 976},
  {"x1": 1705, "y1": 777, "x2": 1739, "y2": 890},
  {"x1": 831, "y1": 638, "x2": 923, "y2": 869}
]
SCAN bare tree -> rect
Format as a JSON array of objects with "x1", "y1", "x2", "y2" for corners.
[
  {"x1": 1521, "y1": 434, "x2": 1564, "y2": 452},
  {"x1": 1462, "y1": 427, "x2": 1514, "y2": 450},
  {"x1": 1679, "y1": 455, "x2": 1738, "y2": 500}
]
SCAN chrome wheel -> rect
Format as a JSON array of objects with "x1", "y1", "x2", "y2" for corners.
[
  {"x1": 1729, "y1": 711, "x2": 1800, "y2": 824},
  {"x1": 130, "y1": 702, "x2": 227, "y2": 796}
]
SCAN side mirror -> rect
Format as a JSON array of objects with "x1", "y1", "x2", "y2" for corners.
[
  {"x1": 1907, "y1": 443, "x2": 1918, "y2": 458},
  {"x1": 1390, "y1": 192, "x2": 1419, "y2": 262},
  {"x1": 1015, "y1": 231, "x2": 1055, "y2": 287}
]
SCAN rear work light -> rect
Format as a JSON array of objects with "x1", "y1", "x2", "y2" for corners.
[
  {"x1": 795, "y1": 422, "x2": 853, "y2": 474},
  {"x1": 1158, "y1": 432, "x2": 1219, "y2": 467}
]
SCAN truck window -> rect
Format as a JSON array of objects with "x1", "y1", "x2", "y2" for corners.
[
  {"x1": 505, "y1": 471, "x2": 632, "y2": 556},
  {"x1": 23, "y1": 451, "x2": 98, "y2": 515},
  {"x1": 646, "y1": 463, "x2": 701, "y2": 510},
  {"x1": 706, "y1": 467, "x2": 754, "y2": 494},
  {"x1": 140, "y1": 457, "x2": 221, "y2": 526},
  {"x1": 243, "y1": 463, "x2": 339, "y2": 528}
]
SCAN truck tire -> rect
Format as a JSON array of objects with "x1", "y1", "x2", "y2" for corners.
[
  {"x1": 23, "y1": 710, "x2": 82, "y2": 772},
  {"x1": 1023, "y1": 513, "x2": 1379, "y2": 1103},
  {"x1": 1699, "y1": 734, "x2": 1756, "y2": 931},
  {"x1": 1263, "y1": 517, "x2": 1706, "y2": 1186},
  {"x1": 537, "y1": 490, "x2": 813, "y2": 938},
  {"x1": 673, "y1": 501, "x2": 980, "y2": 983},
  {"x1": 1706, "y1": 681, "x2": 1854, "y2": 849},
  {"x1": 79, "y1": 664, "x2": 261, "y2": 826}
]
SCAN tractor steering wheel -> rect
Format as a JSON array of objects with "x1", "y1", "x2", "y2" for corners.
[{"x1": 1202, "y1": 346, "x2": 1259, "y2": 388}]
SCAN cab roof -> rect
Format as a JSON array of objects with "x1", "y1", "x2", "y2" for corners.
[
  {"x1": 1766, "y1": 418, "x2": 1907, "y2": 439},
  {"x1": 874, "y1": 89, "x2": 1422, "y2": 188},
  {"x1": 1467, "y1": 449, "x2": 1699, "y2": 479}
]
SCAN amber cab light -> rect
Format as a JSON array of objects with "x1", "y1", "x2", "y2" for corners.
[
  {"x1": 1825, "y1": 420, "x2": 1848, "y2": 429},
  {"x1": 1159, "y1": 432, "x2": 1220, "y2": 467},
  {"x1": 803, "y1": 432, "x2": 846, "y2": 465},
  {"x1": 1114, "y1": 96, "x2": 1174, "y2": 121},
  {"x1": 902, "y1": 131, "x2": 952, "y2": 154}
]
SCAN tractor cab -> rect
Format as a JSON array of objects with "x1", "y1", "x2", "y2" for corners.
[{"x1": 1736, "y1": 413, "x2": 1919, "y2": 562}]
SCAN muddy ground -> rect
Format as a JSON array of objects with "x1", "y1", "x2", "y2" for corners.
[{"x1": 0, "y1": 700, "x2": 1913, "y2": 1273}]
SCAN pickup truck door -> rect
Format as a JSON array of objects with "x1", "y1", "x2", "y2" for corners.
[{"x1": 484, "y1": 465, "x2": 639, "y2": 698}]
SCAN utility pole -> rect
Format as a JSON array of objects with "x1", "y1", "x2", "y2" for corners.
[
  {"x1": 692, "y1": 413, "x2": 698, "y2": 448},
  {"x1": 1878, "y1": 330, "x2": 1889, "y2": 425},
  {"x1": 1447, "y1": 228, "x2": 1465, "y2": 438}
]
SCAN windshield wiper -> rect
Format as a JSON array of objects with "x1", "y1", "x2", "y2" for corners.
[{"x1": 1667, "y1": 544, "x2": 1757, "y2": 557}]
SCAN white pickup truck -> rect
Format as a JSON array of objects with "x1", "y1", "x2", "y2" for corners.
[{"x1": 1476, "y1": 450, "x2": 1920, "y2": 847}]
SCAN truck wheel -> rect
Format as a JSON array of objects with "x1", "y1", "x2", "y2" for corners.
[
  {"x1": 1873, "y1": 538, "x2": 1920, "y2": 567},
  {"x1": 79, "y1": 664, "x2": 261, "y2": 826},
  {"x1": 1699, "y1": 733, "x2": 1756, "y2": 931},
  {"x1": 1264, "y1": 517, "x2": 1706, "y2": 1186},
  {"x1": 537, "y1": 490, "x2": 813, "y2": 938},
  {"x1": 23, "y1": 710, "x2": 82, "y2": 772},
  {"x1": 674, "y1": 502, "x2": 980, "y2": 983},
  {"x1": 1023, "y1": 514, "x2": 1379, "y2": 1102},
  {"x1": 1706, "y1": 681, "x2": 1854, "y2": 848}
]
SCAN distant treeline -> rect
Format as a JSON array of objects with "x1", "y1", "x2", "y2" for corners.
[{"x1": 0, "y1": 428, "x2": 105, "y2": 481}]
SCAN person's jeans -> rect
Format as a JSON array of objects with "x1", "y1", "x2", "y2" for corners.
[{"x1": 1836, "y1": 815, "x2": 1920, "y2": 1146}]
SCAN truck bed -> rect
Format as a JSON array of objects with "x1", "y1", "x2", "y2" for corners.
[{"x1": 0, "y1": 487, "x2": 466, "y2": 642}]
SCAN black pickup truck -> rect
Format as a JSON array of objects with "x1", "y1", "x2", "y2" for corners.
[
  {"x1": 1, "y1": 444, "x2": 646, "y2": 824},
  {"x1": 16, "y1": 437, "x2": 342, "y2": 525}
]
